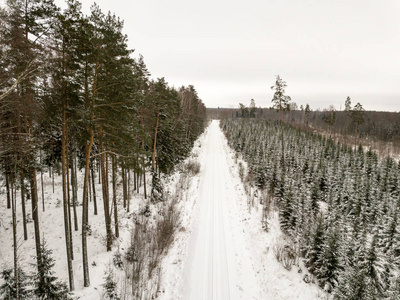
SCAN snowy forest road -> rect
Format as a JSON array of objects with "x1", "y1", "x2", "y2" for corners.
[{"x1": 183, "y1": 120, "x2": 262, "y2": 300}]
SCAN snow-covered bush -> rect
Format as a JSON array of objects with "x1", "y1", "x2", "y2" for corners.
[
  {"x1": 185, "y1": 159, "x2": 200, "y2": 175},
  {"x1": 103, "y1": 265, "x2": 120, "y2": 300}
]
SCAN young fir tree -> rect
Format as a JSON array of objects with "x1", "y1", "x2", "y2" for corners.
[
  {"x1": 0, "y1": 267, "x2": 31, "y2": 300},
  {"x1": 33, "y1": 240, "x2": 70, "y2": 300}
]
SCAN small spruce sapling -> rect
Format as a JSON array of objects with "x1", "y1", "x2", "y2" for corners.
[{"x1": 33, "y1": 240, "x2": 70, "y2": 300}]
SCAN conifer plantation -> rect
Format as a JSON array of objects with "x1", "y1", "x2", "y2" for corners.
[
  {"x1": 0, "y1": 0, "x2": 206, "y2": 298},
  {"x1": 221, "y1": 117, "x2": 400, "y2": 298}
]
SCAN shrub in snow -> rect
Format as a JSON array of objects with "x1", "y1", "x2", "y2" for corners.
[
  {"x1": 125, "y1": 244, "x2": 137, "y2": 263},
  {"x1": 103, "y1": 265, "x2": 120, "y2": 300},
  {"x1": 139, "y1": 204, "x2": 151, "y2": 217},
  {"x1": 185, "y1": 159, "x2": 200, "y2": 175},
  {"x1": 113, "y1": 252, "x2": 124, "y2": 270},
  {"x1": 272, "y1": 240, "x2": 298, "y2": 271}
]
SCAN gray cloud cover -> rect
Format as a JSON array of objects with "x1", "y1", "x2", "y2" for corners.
[{"x1": 55, "y1": 0, "x2": 400, "y2": 111}]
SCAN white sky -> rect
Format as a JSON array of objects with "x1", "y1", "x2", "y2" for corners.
[{"x1": 54, "y1": 0, "x2": 400, "y2": 111}]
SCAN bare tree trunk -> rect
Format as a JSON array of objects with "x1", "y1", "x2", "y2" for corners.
[{"x1": 112, "y1": 155, "x2": 119, "y2": 238}]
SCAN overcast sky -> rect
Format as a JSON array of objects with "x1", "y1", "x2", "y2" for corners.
[{"x1": 53, "y1": 0, "x2": 400, "y2": 111}]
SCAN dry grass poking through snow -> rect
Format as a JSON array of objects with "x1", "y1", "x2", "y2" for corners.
[
  {"x1": 119, "y1": 198, "x2": 180, "y2": 300},
  {"x1": 115, "y1": 157, "x2": 199, "y2": 300},
  {"x1": 272, "y1": 239, "x2": 299, "y2": 271}
]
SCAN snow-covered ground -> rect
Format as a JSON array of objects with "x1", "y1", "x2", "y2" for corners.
[
  {"x1": 158, "y1": 120, "x2": 328, "y2": 300},
  {"x1": 0, "y1": 120, "x2": 330, "y2": 299},
  {"x1": 0, "y1": 161, "x2": 144, "y2": 298}
]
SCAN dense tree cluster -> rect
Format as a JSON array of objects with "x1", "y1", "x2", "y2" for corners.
[
  {"x1": 0, "y1": 0, "x2": 206, "y2": 295},
  {"x1": 222, "y1": 118, "x2": 400, "y2": 298}
]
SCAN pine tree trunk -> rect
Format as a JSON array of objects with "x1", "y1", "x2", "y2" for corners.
[
  {"x1": 127, "y1": 170, "x2": 130, "y2": 212},
  {"x1": 112, "y1": 155, "x2": 119, "y2": 238},
  {"x1": 27, "y1": 102, "x2": 41, "y2": 274},
  {"x1": 30, "y1": 164, "x2": 41, "y2": 273},
  {"x1": 17, "y1": 91, "x2": 27, "y2": 240},
  {"x1": 5, "y1": 168, "x2": 11, "y2": 209},
  {"x1": 89, "y1": 169, "x2": 92, "y2": 202},
  {"x1": 91, "y1": 162, "x2": 98, "y2": 215},
  {"x1": 52, "y1": 166, "x2": 54, "y2": 193},
  {"x1": 40, "y1": 149, "x2": 45, "y2": 212},
  {"x1": 143, "y1": 158, "x2": 147, "y2": 200},
  {"x1": 122, "y1": 164, "x2": 127, "y2": 209},
  {"x1": 65, "y1": 132, "x2": 74, "y2": 262},
  {"x1": 70, "y1": 153, "x2": 78, "y2": 231},
  {"x1": 152, "y1": 110, "x2": 160, "y2": 171},
  {"x1": 40, "y1": 163, "x2": 45, "y2": 212},
  {"x1": 138, "y1": 169, "x2": 140, "y2": 191},
  {"x1": 81, "y1": 52, "x2": 98, "y2": 288},
  {"x1": 99, "y1": 129, "x2": 112, "y2": 251},
  {"x1": 82, "y1": 138, "x2": 93, "y2": 287},
  {"x1": 71, "y1": 153, "x2": 78, "y2": 220},
  {"x1": 133, "y1": 169, "x2": 137, "y2": 192},
  {"x1": 62, "y1": 98, "x2": 74, "y2": 290},
  {"x1": 11, "y1": 174, "x2": 19, "y2": 300},
  {"x1": 140, "y1": 113, "x2": 147, "y2": 199},
  {"x1": 20, "y1": 168, "x2": 28, "y2": 240}
]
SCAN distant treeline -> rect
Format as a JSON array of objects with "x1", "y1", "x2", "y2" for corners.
[{"x1": 208, "y1": 107, "x2": 400, "y2": 150}]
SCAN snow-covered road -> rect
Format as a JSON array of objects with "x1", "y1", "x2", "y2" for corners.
[{"x1": 183, "y1": 120, "x2": 262, "y2": 299}]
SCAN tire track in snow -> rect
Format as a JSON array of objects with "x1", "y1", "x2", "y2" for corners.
[{"x1": 183, "y1": 120, "x2": 261, "y2": 300}]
